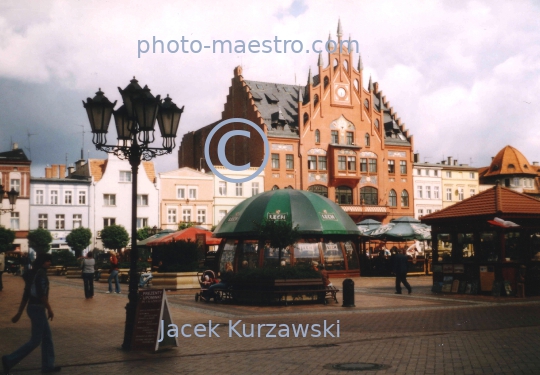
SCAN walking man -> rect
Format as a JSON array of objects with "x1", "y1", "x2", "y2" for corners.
[
  {"x1": 2, "y1": 253, "x2": 61, "y2": 374},
  {"x1": 393, "y1": 250, "x2": 412, "y2": 294}
]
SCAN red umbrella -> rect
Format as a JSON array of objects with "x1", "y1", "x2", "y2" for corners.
[{"x1": 146, "y1": 227, "x2": 221, "y2": 246}]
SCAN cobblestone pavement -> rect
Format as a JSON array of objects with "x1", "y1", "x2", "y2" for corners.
[{"x1": 1, "y1": 274, "x2": 539, "y2": 374}]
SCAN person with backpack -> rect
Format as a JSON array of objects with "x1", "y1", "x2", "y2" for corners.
[{"x1": 2, "y1": 253, "x2": 61, "y2": 374}]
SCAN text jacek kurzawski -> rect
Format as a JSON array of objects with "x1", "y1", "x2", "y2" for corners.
[{"x1": 158, "y1": 320, "x2": 340, "y2": 341}]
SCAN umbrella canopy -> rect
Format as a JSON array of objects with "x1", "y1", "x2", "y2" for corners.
[
  {"x1": 137, "y1": 229, "x2": 176, "y2": 246},
  {"x1": 369, "y1": 217, "x2": 431, "y2": 241},
  {"x1": 213, "y1": 189, "x2": 360, "y2": 237},
  {"x1": 146, "y1": 227, "x2": 221, "y2": 246},
  {"x1": 356, "y1": 219, "x2": 381, "y2": 235}
]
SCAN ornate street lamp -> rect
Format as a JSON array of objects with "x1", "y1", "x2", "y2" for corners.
[
  {"x1": 83, "y1": 77, "x2": 184, "y2": 350},
  {"x1": 0, "y1": 185, "x2": 19, "y2": 214}
]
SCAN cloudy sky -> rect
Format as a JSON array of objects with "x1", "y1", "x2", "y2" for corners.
[{"x1": 1, "y1": 0, "x2": 540, "y2": 176}]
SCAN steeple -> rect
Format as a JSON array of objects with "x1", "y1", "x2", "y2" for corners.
[
  {"x1": 337, "y1": 18, "x2": 343, "y2": 39},
  {"x1": 348, "y1": 34, "x2": 352, "y2": 54},
  {"x1": 368, "y1": 75, "x2": 373, "y2": 92},
  {"x1": 297, "y1": 86, "x2": 303, "y2": 103},
  {"x1": 317, "y1": 52, "x2": 323, "y2": 67},
  {"x1": 357, "y1": 54, "x2": 363, "y2": 71},
  {"x1": 307, "y1": 67, "x2": 313, "y2": 86}
]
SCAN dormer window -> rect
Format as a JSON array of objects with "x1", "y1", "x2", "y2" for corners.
[
  {"x1": 508, "y1": 164, "x2": 515, "y2": 169},
  {"x1": 315, "y1": 130, "x2": 320, "y2": 144}
]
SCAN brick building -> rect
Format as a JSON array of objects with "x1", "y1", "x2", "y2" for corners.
[{"x1": 179, "y1": 22, "x2": 415, "y2": 223}]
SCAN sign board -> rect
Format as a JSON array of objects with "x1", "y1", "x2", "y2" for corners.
[{"x1": 131, "y1": 289, "x2": 178, "y2": 351}]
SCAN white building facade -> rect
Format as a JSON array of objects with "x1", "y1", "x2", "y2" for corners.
[{"x1": 412, "y1": 162, "x2": 443, "y2": 219}]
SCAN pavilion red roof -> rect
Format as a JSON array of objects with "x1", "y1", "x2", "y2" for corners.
[{"x1": 421, "y1": 184, "x2": 540, "y2": 223}]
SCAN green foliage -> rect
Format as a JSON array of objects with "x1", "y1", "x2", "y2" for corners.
[
  {"x1": 101, "y1": 225, "x2": 129, "y2": 251},
  {"x1": 137, "y1": 227, "x2": 152, "y2": 241},
  {"x1": 232, "y1": 264, "x2": 321, "y2": 285},
  {"x1": 27, "y1": 228, "x2": 53, "y2": 254},
  {"x1": 51, "y1": 249, "x2": 78, "y2": 267},
  {"x1": 154, "y1": 240, "x2": 201, "y2": 272},
  {"x1": 0, "y1": 226, "x2": 15, "y2": 253},
  {"x1": 178, "y1": 222, "x2": 196, "y2": 230},
  {"x1": 66, "y1": 227, "x2": 92, "y2": 257},
  {"x1": 210, "y1": 225, "x2": 217, "y2": 232}
]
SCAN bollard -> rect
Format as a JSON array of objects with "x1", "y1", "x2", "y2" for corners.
[{"x1": 342, "y1": 278, "x2": 355, "y2": 307}]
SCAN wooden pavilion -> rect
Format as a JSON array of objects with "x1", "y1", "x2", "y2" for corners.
[{"x1": 421, "y1": 184, "x2": 540, "y2": 296}]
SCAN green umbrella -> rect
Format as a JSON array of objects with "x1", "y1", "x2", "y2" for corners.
[
  {"x1": 213, "y1": 189, "x2": 360, "y2": 237},
  {"x1": 357, "y1": 219, "x2": 381, "y2": 235},
  {"x1": 369, "y1": 216, "x2": 431, "y2": 241},
  {"x1": 136, "y1": 229, "x2": 176, "y2": 246}
]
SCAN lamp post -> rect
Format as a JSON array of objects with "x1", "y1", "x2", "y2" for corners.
[
  {"x1": 0, "y1": 185, "x2": 19, "y2": 215},
  {"x1": 83, "y1": 77, "x2": 184, "y2": 350}
]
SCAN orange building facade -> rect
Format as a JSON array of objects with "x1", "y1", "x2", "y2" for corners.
[{"x1": 179, "y1": 24, "x2": 415, "y2": 223}]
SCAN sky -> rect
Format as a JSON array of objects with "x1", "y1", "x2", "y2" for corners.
[{"x1": 1, "y1": 0, "x2": 540, "y2": 176}]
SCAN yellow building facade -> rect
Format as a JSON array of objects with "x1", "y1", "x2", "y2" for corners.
[{"x1": 440, "y1": 157, "x2": 479, "y2": 209}]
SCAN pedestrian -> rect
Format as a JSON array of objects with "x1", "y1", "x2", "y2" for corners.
[
  {"x1": 0, "y1": 251, "x2": 5, "y2": 291},
  {"x1": 107, "y1": 251, "x2": 120, "y2": 294},
  {"x1": 82, "y1": 251, "x2": 95, "y2": 298},
  {"x1": 2, "y1": 253, "x2": 61, "y2": 374},
  {"x1": 392, "y1": 249, "x2": 412, "y2": 294}
]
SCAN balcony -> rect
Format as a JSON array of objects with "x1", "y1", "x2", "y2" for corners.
[{"x1": 340, "y1": 205, "x2": 388, "y2": 215}]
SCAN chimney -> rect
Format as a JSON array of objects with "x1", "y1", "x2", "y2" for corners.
[
  {"x1": 441, "y1": 160, "x2": 446, "y2": 165},
  {"x1": 533, "y1": 162, "x2": 539, "y2": 166},
  {"x1": 45, "y1": 166, "x2": 52, "y2": 178},
  {"x1": 59, "y1": 165, "x2": 66, "y2": 179},
  {"x1": 414, "y1": 153, "x2": 420, "y2": 163},
  {"x1": 12, "y1": 143, "x2": 18, "y2": 150},
  {"x1": 51, "y1": 164, "x2": 59, "y2": 178},
  {"x1": 447, "y1": 156, "x2": 452, "y2": 165},
  {"x1": 75, "y1": 159, "x2": 86, "y2": 169},
  {"x1": 453, "y1": 159, "x2": 458, "y2": 166},
  {"x1": 491, "y1": 156, "x2": 494, "y2": 161},
  {"x1": 68, "y1": 166, "x2": 75, "y2": 175}
]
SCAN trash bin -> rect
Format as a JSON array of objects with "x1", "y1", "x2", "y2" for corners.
[{"x1": 342, "y1": 278, "x2": 355, "y2": 307}]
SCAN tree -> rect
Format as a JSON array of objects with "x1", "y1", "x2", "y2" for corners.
[
  {"x1": 27, "y1": 228, "x2": 53, "y2": 254},
  {"x1": 137, "y1": 227, "x2": 152, "y2": 241},
  {"x1": 66, "y1": 227, "x2": 92, "y2": 257},
  {"x1": 178, "y1": 221, "x2": 196, "y2": 230},
  {"x1": 253, "y1": 219, "x2": 301, "y2": 265},
  {"x1": 101, "y1": 225, "x2": 129, "y2": 252},
  {"x1": 0, "y1": 226, "x2": 15, "y2": 253}
]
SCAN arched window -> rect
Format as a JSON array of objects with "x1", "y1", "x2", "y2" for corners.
[
  {"x1": 364, "y1": 99, "x2": 369, "y2": 109},
  {"x1": 335, "y1": 186, "x2": 353, "y2": 205},
  {"x1": 374, "y1": 119, "x2": 379, "y2": 130},
  {"x1": 360, "y1": 187, "x2": 378, "y2": 205},
  {"x1": 285, "y1": 185, "x2": 294, "y2": 189},
  {"x1": 308, "y1": 185, "x2": 328, "y2": 198},
  {"x1": 365, "y1": 133, "x2": 370, "y2": 147},
  {"x1": 333, "y1": 59, "x2": 338, "y2": 69},
  {"x1": 354, "y1": 79, "x2": 359, "y2": 91},
  {"x1": 313, "y1": 94, "x2": 319, "y2": 107},
  {"x1": 343, "y1": 60, "x2": 349, "y2": 71},
  {"x1": 303, "y1": 113, "x2": 309, "y2": 124},
  {"x1": 389, "y1": 189, "x2": 397, "y2": 207},
  {"x1": 272, "y1": 185, "x2": 279, "y2": 190},
  {"x1": 401, "y1": 190, "x2": 409, "y2": 207},
  {"x1": 324, "y1": 76, "x2": 329, "y2": 89},
  {"x1": 315, "y1": 129, "x2": 320, "y2": 143}
]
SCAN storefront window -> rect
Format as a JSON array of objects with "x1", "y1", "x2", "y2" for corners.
[
  {"x1": 479, "y1": 231, "x2": 498, "y2": 262},
  {"x1": 344, "y1": 241, "x2": 359, "y2": 269},
  {"x1": 293, "y1": 242, "x2": 321, "y2": 266},
  {"x1": 238, "y1": 241, "x2": 259, "y2": 269},
  {"x1": 437, "y1": 233, "x2": 452, "y2": 261},
  {"x1": 504, "y1": 232, "x2": 522, "y2": 261},
  {"x1": 264, "y1": 242, "x2": 290, "y2": 267},
  {"x1": 323, "y1": 241, "x2": 345, "y2": 270},
  {"x1": 530, "y1": 234, "x2": 540, "y2": 261},
  {"x1": 457, "y1": 233, "x2": 475, "y2": 260},
  {"x1": 220, "y1": 240, "x2": 237, "y2": 272}
]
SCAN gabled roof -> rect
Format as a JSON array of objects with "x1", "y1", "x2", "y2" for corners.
[
  {"x1": 244, "y1": 80, "x2": 300, "y2": 137},
  {"x1": 0, "y1": 148, "x2": 30, "y2": 162},
  {"x1": 483, "y1": 145, "x2": 536, "y2": 177},
  {"x1": 421, "y1": 184, "x2": 540, "y2": 223},
  {"x1": 89, "y1": 159, "x2": 107, "y2": 182}
]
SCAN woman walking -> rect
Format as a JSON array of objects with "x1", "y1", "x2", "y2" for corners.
[
  {"x1": 2, "y1": 253, "x2": 61, "y2": 374},
  {"x1": 82, "y1": 251, "x2": 95, "y2": 299},
  {"x1": 107, "y1": 251, "x2": 120, "y2": 294}
]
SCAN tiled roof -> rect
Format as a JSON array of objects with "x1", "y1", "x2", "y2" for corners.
[
  {"x1": 142, "y1": 161, "x2": 156, "y2": 183},
  {"x1": 89, "y1": 159, "x2": 107, "y2": 182},
  {"x1": 244, "y1": 80, "x2": 300, "y2": 137},
  {"x1": 421, "y1": 184, "x2": 540, "y2": 223},
  {"x1": 483, "y1": 145, "x2": 536, "y2": 177}
]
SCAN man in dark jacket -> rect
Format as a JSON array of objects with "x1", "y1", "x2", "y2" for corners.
[{"x1": 392, "y1": 250, "x2": 412, "y2": 294}]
